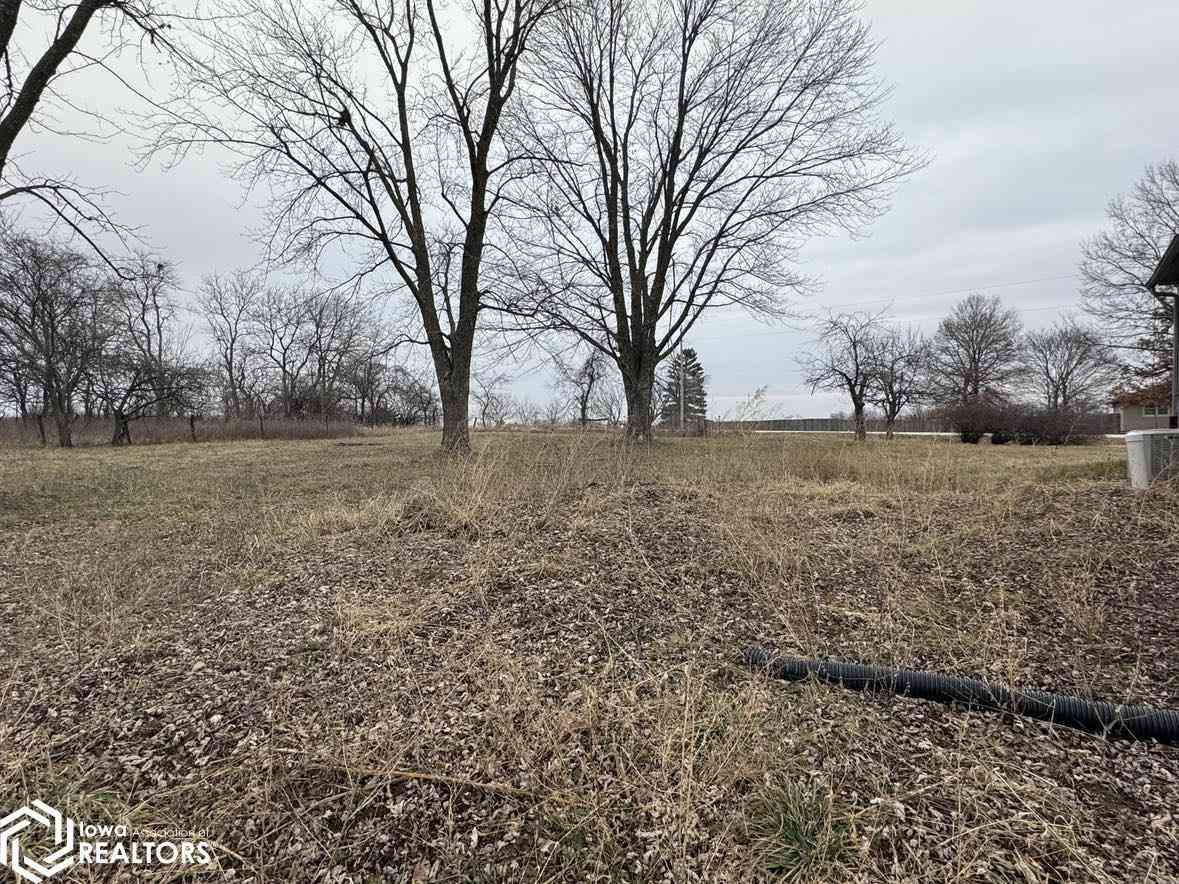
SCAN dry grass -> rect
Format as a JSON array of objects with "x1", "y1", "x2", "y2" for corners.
[
  {"x1": 1, "y1": 431, "x2": 1177, "y2": 882},
  {"x1": 0, "y1": 414, "x2": 365, "y2": 448}
]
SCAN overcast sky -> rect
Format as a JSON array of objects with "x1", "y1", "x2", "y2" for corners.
[{"x1": 16, "y1": 0, "x2": 1179, "y2": 417}]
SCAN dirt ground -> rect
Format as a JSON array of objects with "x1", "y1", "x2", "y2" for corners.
[{"x1": 1, "y1": 431, "x2": 1176, "y2": 882}]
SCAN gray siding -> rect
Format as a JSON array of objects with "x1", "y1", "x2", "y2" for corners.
[{"x1": 1120, "y1": 405, "x2": 1173, "y2": 432}]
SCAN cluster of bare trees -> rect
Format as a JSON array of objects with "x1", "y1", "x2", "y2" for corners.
[
  {"x1": 549, "y1": 351, "x2": 623, "y2": 428},
  {"x1": 802, "y1": 312, "x2": 927, "y2": 440},
  {"x1": 930, "y1": 295, "x2": 1118, "y2": 412},
  {"x1": 143, "y1": 0, "x2": 914, "y2": 453},
  {"x1": 804, "y1": 152, "x2": 1179, "y2": 442},
  {"x1": 5, "y1": 0, "x2": 918, "y2": 452},
  {"x1": 0, "y1": 231, "x2": 203, "y2": 446},
  {"x1": 196, "y1": 273, "x2": 436, "y2": 428},
  {"x1": 13, "y1": 0, "x2": 1172, "y2": 453},
  {"x1": 803, "y1": 294, "x2": 1118, "y2": 440},
  {"x1": 0, "y1": 226, "x2": 444, "y2": 446},
  {"x1": 464, "y1": 355, "x2": 627, "y2": 430}
]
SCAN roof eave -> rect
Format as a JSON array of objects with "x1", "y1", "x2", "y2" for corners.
[{"x1": 1146, "y1": 234, "x2": 1179, "y2": 303}]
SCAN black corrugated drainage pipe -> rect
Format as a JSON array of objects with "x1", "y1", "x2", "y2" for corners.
[{"x1": 743, "y1": 647, "x2": 1179, "y2": 746}]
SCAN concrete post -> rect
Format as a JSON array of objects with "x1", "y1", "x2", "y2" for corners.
[{"x1": 1127, "y1": 429, "x2": 1179, "y2": 488}]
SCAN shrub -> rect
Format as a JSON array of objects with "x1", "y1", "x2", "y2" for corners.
[
  {"x1": 939, "y1": 400, "x2": 1104, "y2": 446},
  {"x1": 1006, "y1": 405, "x2": 1101, "y2": 446},
  {"x1": 940, "y1": 397, "x2": 1000, "y2": 444}
]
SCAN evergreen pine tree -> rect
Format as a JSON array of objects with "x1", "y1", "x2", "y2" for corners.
[{"x1": 658, "y1": 348, "x2": 707, "y2": 430}]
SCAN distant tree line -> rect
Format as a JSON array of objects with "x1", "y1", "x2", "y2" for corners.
[
  {"x1": 801, "y1": 294, "x2": 1118, "y2": 443},
  {"x1": 0, "y1": 229, "x2": 441, "y2": 447},
  {"x1": 0, "y1": 231, "x2": 201, "y2": 447},
  {"x1": 196, "y1": 271, "x2": 438, "y2": 430}
]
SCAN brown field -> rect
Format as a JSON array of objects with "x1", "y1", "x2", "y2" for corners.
[
  {"x1": 0, "y1": 415, "x2": 362, "y2": 448},
  {"x1": 1, "y1": 432, "x2": 1176, "y2": 882}
]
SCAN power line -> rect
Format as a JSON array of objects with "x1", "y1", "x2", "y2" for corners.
[
  {"x1": 696, "y1": 273, "x2": 1080, "y2": 327},
  {"x1": 692, "y1": 301, "x2": 1074, "y2": 344},
  {"x1": 824, "y1": 272, "x2": 1078, "y2": 310}
]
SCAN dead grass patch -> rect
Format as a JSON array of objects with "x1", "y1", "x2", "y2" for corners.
[{"x1": 1, "y1": 432, "x2": 1175, "y2": 882}]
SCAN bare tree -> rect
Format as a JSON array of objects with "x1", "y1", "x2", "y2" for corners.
[
  {"x1": 1023, "y1": 317, "x2": 1116, "y2": 410},
  {"x1": 0, "y1": 230, "x2": 106, "y2": 446},
  {"x1": 239, "y1": 359, "x2": 276, "y2": 435},
  {"x1": 347, "y1": 325, "x2": 407, "y2": 424},
  {"x1": 158, "y1": 0, "x2": 561, "y2": 453},
  {"x1": 801, "y1": 311, "x2": 880, "y2": 441},
  {"x1": 394, "y1": 366, "x2": 440, "y2": 426},
  {"x1": 471, "y1": 370, "x2": 512, "y2": 429},
  {"x1": 198, "y1": 271, "x2": 263, "y2": 418},
  {"x1": 304, "y1": 289, "x2": 368, "y2": 420},
  {"x1": 927, "y1": 294, "x2": 1023, "y2": 404},
  {"x1": 511, "y1": 397, "x2": 542, "y2": 426},
  {"x1": 249, "y1": 286, "x2": 313, "y2": 418},
  {"x1": 514, "y1": 0, "x2": 915, "y2": 439},
  {"x1": 592, "y1": 374, "x2": 625, "y2": 426},
  {"x1": 0, "y1": 323, "x2": 35, "y2": 422},
  {"x1": 1080, "y1": 160, "x2": 1177, "y2": 383},
  {"x1": 112, "y1": 254, "x2": 188, "y2": 413},
  {"x1": 868, "y1": 325, "x2": 926, "y2": 438},
  {"x1": 541, "y1": 396, "x2": 566, "y2": 425},
  {"x1": 555, "y1": 349, "x2": 609, "y2": 427},
  {"x1": 1, "y1": 0, "x2": 174, "y2": 260},
  {"x1": 91, "y1": 256, "x2": 203, "y2": 444},
  {"x1": 90, "y1": 331, "x2": 201, "y2": 444}
]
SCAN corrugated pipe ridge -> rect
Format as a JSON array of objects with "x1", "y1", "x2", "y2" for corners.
[{"x1": 743, "y1": 647, "x2": 1179, "y2": 746}]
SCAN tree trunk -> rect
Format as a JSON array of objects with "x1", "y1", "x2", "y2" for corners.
[
  {"x1": 432, "y1": 324, "x2": 474, "y2": 454},
  {"x1": 852, "y1": 404, "x2": 866, "y2": 442},
  {"x1": 623, "y1": 368, "x2": 656, "y2": 442},
  {"x1": 35, "y1": 412, "x2": 46, "y2": 445},
  {"x1": 54, "y1": 413, "x2": 73, "y2": 448},
  {"x1": 440, "y1": 380, "x2": 471, "y2": 453},
  {"x1": 111, "y1": 413, "x2": 131, "y2": 446},
  {"x1": 884, "y1": 418, "x2": 895, "y2": 440}
]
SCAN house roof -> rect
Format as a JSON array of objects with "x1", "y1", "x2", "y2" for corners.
[{"x1": 1146, "y1": 234, "x2": 1179, "y2": 301}]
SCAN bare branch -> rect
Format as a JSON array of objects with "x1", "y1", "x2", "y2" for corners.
[{"x1": 510, "y1": 0, "x2": 918, "y2": 438}]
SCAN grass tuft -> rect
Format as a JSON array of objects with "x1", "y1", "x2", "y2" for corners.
[{"x1": 747, "y1": 780, "x2": 854, "y2": 881}]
